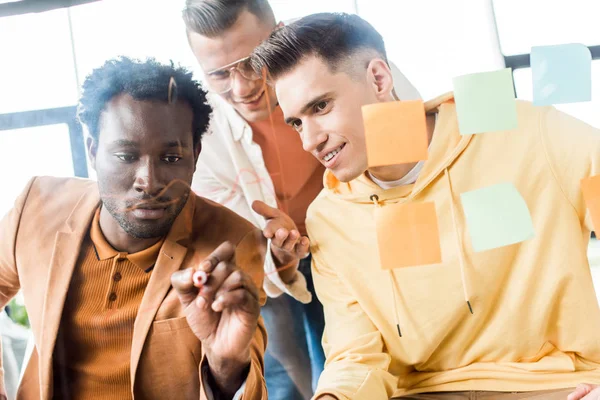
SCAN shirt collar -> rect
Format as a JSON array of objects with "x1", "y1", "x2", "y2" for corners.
[
  {"x1": 90, "y1": 208, "x2": 164, "y2": 272},
  {"x1": 209, "y1": 92, "x2": 249, "y2": 142}
]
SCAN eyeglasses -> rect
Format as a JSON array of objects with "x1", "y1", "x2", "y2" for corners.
[{"x1": 205, "y1": 56, "x2": 263, "y2": 94}]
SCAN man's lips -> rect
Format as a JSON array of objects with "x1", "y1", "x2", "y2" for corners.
[
  {"x1": 134, "y1": 204, "x2": 168, "y2": 210},
  {"x1": 130, "y1": 202, "x2": 170, "y2": 220},
  {"x1": 235, "y1": 89, "x2": 265, "y2": 105},
  {"x1": 318, "y1": 143, "x2": 346, "y2": 168},
  {"x1": 132, "y1": 207, "x2": 166, "y2": 220}
]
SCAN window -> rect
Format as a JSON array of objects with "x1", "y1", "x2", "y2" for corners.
[
  {"x1": 493, "y1": 0, "x2": 599, "y2": 128},
  {"x1": 493, "y1": 0, "x2": 600, "y2": 56},
  {"x1": 270, "y1": 0, "x2": 356, "y2": 21},
  {"x1": 513, "y1": 62, "x2": 600, "y2": 128},
  {"x1": 0, "y1": 8, "x2": 78, "y2": 114},
  {"x1": 0, "y1": 124, "x2": 74, "y2": 217},
  {"x1": 358, "y1": 0, "x2": 505, "y2": 100},
  {"x1": 69, "y1": 0, "x2": 200, "y2": 87}
]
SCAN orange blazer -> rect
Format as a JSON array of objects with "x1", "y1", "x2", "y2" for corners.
[{"x1": 0, "y1": 176, "x2": 268, "y2": 400}]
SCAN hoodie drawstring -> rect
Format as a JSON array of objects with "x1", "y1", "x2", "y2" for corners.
[
  {"x1": 389, "y1": 270, "x2": 402, "y2": 337},
  {"x1": 371, "y1": 194, "x2": 403, "y2": 337},
  {"x1": 371, "y1": 168, "x2": 472, "y2": 340},
  {"x1": 444, "y1": 168, "x2": 473, "y2": 314}
]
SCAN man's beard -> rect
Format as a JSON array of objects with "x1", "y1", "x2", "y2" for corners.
[{"x1": 101, "y1": 191, "x2": 190, "y2": 239}]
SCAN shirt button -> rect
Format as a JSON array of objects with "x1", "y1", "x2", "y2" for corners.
[
  {"x1": 113, "y1": 272, "x2": 122, "y2": 282},
  {"x1": 108, "y1": 293, "x2": 117, "y2": 302}
]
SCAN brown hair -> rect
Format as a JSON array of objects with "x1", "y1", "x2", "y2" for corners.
[
  {"x1": 251, "y1": 12, "x2": 388, "y2": 80},
  {"x1": 183, "y1": 0, "x2": 275, "y2": 37}
]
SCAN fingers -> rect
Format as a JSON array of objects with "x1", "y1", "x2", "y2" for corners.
[
  {"x1": 211, "y1": 288, "x2": 260, "y2": 315},
  {"x1": 197, "y1": 260, "x2": 235, "y2": 304},
  {"x1": 251, "y1": 200, "x2": 280, "y2": 219},
  {"x1": 170, "y1": 268, "x2": 197, "y2": 307},
  {"x1": 295, "y1": 236, "x2": 310, "y2": 259},
  {"x1": 583, "y1": 388, "x2": 600, "y2": 399},
  {"x1": 271, "y1": 228, "x2": 298, "y2": 249},
  {"x1": 200, "y1": 241, "x2": 236, "y2": 273},
  {"x1": 171, "y1": 241, "x2": 236, "y2": 308},
  {"x1": 278, "y1": 229, "x2": 298, "y2": 251},
  {"x1": 197, "y1": 263, "x2": 259, "y2": 315},
  {"x1": 568, "y1": 384, "x2": 597, "y2": 400},
  {"x1": 271, "y1": 228, "x2": 310, "y2": 256},
  {"x1": 215, "y1": 269, "x2": 260, "y2": 302}
]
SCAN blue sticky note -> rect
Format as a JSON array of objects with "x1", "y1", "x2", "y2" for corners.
[
  {"x1": 531, "y1": 43, "x2": 592, "y2": 106},
  {"x1": 461, "y1": 183, "x2": 534, "y2": 252},
  {"x1": 453, "y1": 68, "x2": 518, "y2": 135}
]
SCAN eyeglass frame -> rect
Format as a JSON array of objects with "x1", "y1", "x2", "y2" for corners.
[{"x1": 204, "y1": 56, "x2": 264, "y2": 94}]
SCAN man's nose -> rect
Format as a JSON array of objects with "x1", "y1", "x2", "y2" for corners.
[
  {"x1": 302, "y1": 122, "x2": 328, "y2": 154},
  {"x1": 230, "y1": 72, "x2": 257, "y2": 99},
  {"x1": 133, "y1": 160, "x2": 165, "y2": 196}
]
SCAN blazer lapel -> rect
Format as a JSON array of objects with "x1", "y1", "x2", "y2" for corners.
[
  {"x1": 39, "y1": 189, "x2": 99, "y2": 400},
  {"x1": 129, "y1": 196, "x2": 194, "y2": 392}
]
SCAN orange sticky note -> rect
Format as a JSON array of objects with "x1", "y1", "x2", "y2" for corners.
[
  {"x1": 581, "y1": 175, "x2": 600, "y2": 231},
  {"x1": 374, "y1": 201, "x2": 442, "y2": 269},
  {"x1": 362, "y1": 100, "x2": 429, "y2": 168}
]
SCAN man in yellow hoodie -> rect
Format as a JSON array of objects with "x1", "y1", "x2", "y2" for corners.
[{"x1": 251, "y1": 12, "x2": 600, "y2": 400}]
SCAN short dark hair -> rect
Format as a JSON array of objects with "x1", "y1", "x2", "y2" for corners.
[
  {"x1": 251, "y1": 13, "x2": 388, "y2": 81},
  {"x1": 78, "y1": 57, "x2": 212, "y2": 148},
  {"x1": 183, "y1": 0, "x2": 275, "y2": 37}
]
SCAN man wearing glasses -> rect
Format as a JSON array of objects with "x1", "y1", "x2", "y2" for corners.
[{"x1": 183, "y1": 1, "x2": 326, "y2": 399}]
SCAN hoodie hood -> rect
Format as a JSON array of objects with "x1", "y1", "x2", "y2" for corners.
[{"x1": 322, "y1": 92, "x2": 472, "y2": 204}]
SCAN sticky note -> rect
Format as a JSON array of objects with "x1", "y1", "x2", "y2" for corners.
[
  {"x1": 374, "y1": 201, "x2": 442, "y2": 268},
  {"x1": 581, "y1": 175, "x2": 600, "y2": 231},
  {"x1": 531, "y1": 43, "x2": 592, "y2": 106},
  {"x1": 461, "y1": 183, "x2": 534, "y2": 252},
  {"x1": 362, "y1": 100, "x2": 429, "y2": 168},
  {"x1": 453, "y1": 68, "x2": 518, "y2": 135}
]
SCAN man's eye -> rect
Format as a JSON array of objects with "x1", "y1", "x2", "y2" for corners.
[
  {"x1": 162, "y1": 156, "x2": 182, "y2": 164},
  {"x1": 291, "y1": 120, "x2": 302, "y2": 131},
  {"x1": 210, "y1": 71, "x2": 230, "y2": 80},
  {"x1": 315, "y1": 101, "x2": 328, "y2": 112},
  {"x1": 115, "y1": 154, "x2": 137, "y2": 162}
]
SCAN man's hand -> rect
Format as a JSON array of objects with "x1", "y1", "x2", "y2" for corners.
[
  {"x1": 251, "y1": 200, "x2": 309, "y2": 283},
  {"x1": 568, "y1": 384, "x2": 600, "y2": 400},
  {"x1": 171, "y1": 242, "x2": 260, "y2": 399}
]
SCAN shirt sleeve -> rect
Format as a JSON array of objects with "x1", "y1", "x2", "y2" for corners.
[
  {"x1": 262, "y1": 241, "x2": 312, "y2": 304},
  {"x1": 539, "y1": 105, "x2": 600, "y2": 232},
  {"x1": 198, "y1": 316, "x2": 268, "y2": 400},
  {"x1": 310, "y1": 249, "x2": 397, "y2": 400},
  {"x1": 0, "y1": 177, "x2": 36, "y2": 396},
  {"x1": 200, "y1": 363, "x2": 247, "y2": 400}
]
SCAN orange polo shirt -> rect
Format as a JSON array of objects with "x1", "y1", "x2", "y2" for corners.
[
  {"x1": 53, "y1": 208, "x2": 164, "y2": 400},
  {"x1": 249, "y1": 106, "x2": 325, "y2": 236}
]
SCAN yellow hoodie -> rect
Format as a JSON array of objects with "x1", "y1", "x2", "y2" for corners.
[{"x1": 307, "y1": 93, "x2": 600, "y2": 399}]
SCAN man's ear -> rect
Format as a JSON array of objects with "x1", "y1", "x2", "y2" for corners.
[
  {"x1": 86, "y1": 136, "x2": 98, "y2": 171},
  {"x1": 277, "y1": 20, "x2": 284, "y2": 28},
  {"x1": 193, "y1": 141, "x2": 202, "y2": 172},
  {"x1": 366, "y1": 59, "x2": 395, "y2": 102}
]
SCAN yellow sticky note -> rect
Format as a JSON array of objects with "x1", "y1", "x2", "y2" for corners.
[
  {"x1": 582, "y1": 175, "x2": 600, "y2": 231},
  {"x1": 362, "y1": 100, "x2": 429, "y2": 168},
  {"x1": 374, "y1": 201, "x2": 442, "y2": 269}
]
